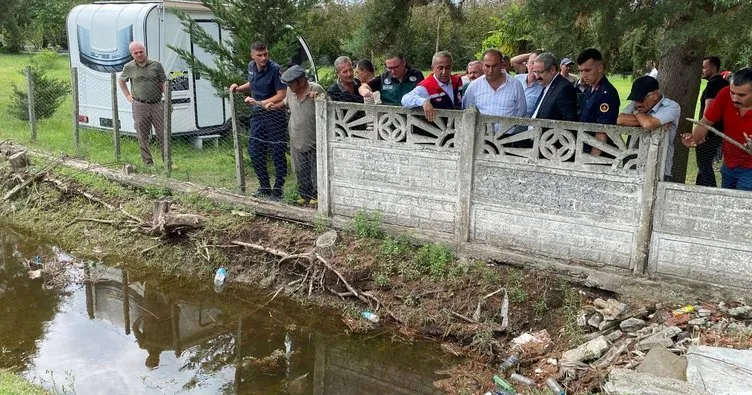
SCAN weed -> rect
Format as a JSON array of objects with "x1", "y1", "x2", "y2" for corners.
[
  {"x1": 313, "y1": 215, "x2": 331, "y2": 233},
  {"x1": 561, "y1": 281, "x2": 585, "y2": 347},
  {"x1": 143, "y1": 185, "x2": 172, "y2": 199},
  {"x1": 534, "y1": 297, "x2": 549, "y2": 321},
  {"x1": 506, "y1": 270, "x2": 528, "y2": 303},
  {"x1": 352, "y1": 210, "x2": 384, "y2": 239},
  {"x1": 414, "y1": 243, "x2": 454, "y2": 278},
  {"x1": 480, "y1": 266, "x2": 502, "y2": 287},
  {"x1": 377, "y1": 235, "x2": 411, "y2": 271},
  {"x1": 372, "y1": 272, "x2": 392, "y2": 289}
]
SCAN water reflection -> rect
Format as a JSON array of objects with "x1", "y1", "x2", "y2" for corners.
[{"x1": 0, "y1": 226, "x2": 446, "y2": 394}]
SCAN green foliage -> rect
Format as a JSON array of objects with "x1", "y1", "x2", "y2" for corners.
[
  {"x1": 9, "y1": 51, "x2": 70, "y2": 121},
  {"x1": 352, "y1": 210, "x2": 384, "y2": 239},
  {"x1": 479, "y1": 3, "x2": 533, "y2": 58},
  {"x1": 506, "y1": 270, "x2": 528, "y2": 303},
  {"x1": 414, "y1": 243, "x2": 453, "y2": 278},
  {"x1": 169, "y1": 0, "x2": 319, "y2": 96},
  {"x1": 372, "y1": 272, "x2": 392, "y2": 289}
]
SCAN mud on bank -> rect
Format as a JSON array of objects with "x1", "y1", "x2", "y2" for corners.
[{"x1": 0, "y1": 146, "x2": 668, "y2": 394}]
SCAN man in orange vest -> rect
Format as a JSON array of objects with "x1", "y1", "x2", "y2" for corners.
[{"x1": 401, "y1": 51, "x2": 462, "y2": 122}]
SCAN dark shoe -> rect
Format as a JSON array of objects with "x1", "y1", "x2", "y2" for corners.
[
  {"x1": 252, "y1": 188, "x2": 271, "y2": 198},
  {"x1": 270, "y1": 188, "x2": 283, "y2": 201}
]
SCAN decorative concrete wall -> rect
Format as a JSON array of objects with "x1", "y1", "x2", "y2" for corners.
[
  {"x1": 648, "y1": 183, "x2": 752, "y2": 288},
  {"x1": 316, "y1": 100, "x2": 750, "y2": 290}
]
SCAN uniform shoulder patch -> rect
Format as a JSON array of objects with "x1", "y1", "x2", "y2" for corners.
[
  {"x1": 409, "y1": 76, "x2": 417, "y2": 82},
  {"x1": 599, "y1": 103, "x2": 610, "y2": 113},
  {"x1": 384, "y1": 78, "x2": 392, "y2": 84}
]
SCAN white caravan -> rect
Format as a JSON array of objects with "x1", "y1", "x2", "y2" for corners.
[{"x1": 67, "y1": 1, "x2": 317, "y2": 138}]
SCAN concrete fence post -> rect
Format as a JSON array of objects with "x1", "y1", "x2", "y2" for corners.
[
  {"x1": 25, "y1": 66, "x2": 37, "y2": 141},
  {"x1": 633, "y1": 128, "x2": 666, "y2": 275},
  {"x1": 315, "y1": 98, "x2": 331, "y2": 217},
  {"x1": 111, "y1": 72, "x2": 121, "y2": 161},
  {"x1": 229, "y1": 92, "x2": 246, "y2": 193},
  {"x1": 71, "y1": 67, "x2": 80, "y2": 156},
  {"x1": 454, "y1": 105, "x2": 479, "y2": 244},
  {"x1": 163, "y1": 83, "x2": 172, "y2": 177}
]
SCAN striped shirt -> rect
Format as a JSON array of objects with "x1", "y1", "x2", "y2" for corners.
[{"x1": 461, "y1": 74, "x2": 526, "y2": 118}]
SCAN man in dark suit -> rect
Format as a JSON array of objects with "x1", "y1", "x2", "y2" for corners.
[{"x1": 530, "y1": 52, "x2": 578, "y2": 121}]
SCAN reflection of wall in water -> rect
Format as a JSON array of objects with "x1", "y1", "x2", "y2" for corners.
[
  {"x1": 313, "y1": 338, "x2": 442, "y2": 395},
  {"x1": 89, "y1": 266, "x2": 226, "y2": 352}
]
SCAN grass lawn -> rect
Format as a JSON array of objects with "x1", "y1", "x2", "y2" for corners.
[{"x1": 0, "y1": 370, "x2": 48, "y2": 395}]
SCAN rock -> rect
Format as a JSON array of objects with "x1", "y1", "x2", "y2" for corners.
[
  {"x1": 599, "y1": 319, "x2": 616, "y2": 331},
  {"x1": 603, "y1": 369, "x2": 710, "y2": 395},
  {"x1": 675, "y1": 331, "x2": 691, "y2": 342},
  {"x1": 728, "y1": 305, "x2": 752, "y2": 318},
  {"x1": 511, "y1": 329, "x2": 552, "y2": 357},
  {"x1": 620, "y1": 317, "x2": 646, "y2": 332},
  {"x1": 588, "y1": 312, "x2": 604, "y2": 328},
  {"x1": 636, "y1": 326, "x2": 681, "y2": 351},
  {"x1": 546, "y1": 358, "x2": 557, "y2": 366},
  {"x1": 686, "y1": 345, "x2": 752, "y2": 394},
  {"x1": 606, "y1": 330, "x2": 623, "y2": 342},
  {"x1": 687, "y1": 318, "x2": 707, "y2": 327},
  {"x1": 665, "y1": 314, "x2": 690, "y2": 327},
  {"x1": 696, "y1": 308, "x2": 712, "y2": 317},
  {"x1": 561, "y1": 335, "x2": 610, "y2": 362},
  {"x1": 576, "y1": 311, "x2": 588, "y2": 327},
  {"x1": 636, "y1": 346, "x2": 687, "y2": 381},
  {"x1": 28, "y1": 269, "x2": 42, "y2": 279},
  {"x1": 594, "y1": 298, "x2": 629, "y2": 320}
]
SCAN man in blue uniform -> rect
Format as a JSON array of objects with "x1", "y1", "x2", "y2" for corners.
[
  {"x1": 229, "y1": 42, "x2": 288, "y2": 199},
  {"x1": 576, "y1": 48, "x2": 621, "y2": 156}
]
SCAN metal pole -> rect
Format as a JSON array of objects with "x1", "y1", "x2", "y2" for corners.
[
  {"x1": 111, "y1": 72, "x2": 121, "y2": 161},
  {"x1": 71, "y1": 67, "x2": 80, "y2": 156},
  {"x1": 163, "y1": 83, "x2": 172, "y2": 176},
  {"x1": 229, "y1": 91, "x2": 246, "y2": 193},
  {"x1": 25, "y1": 66, "x2": 37, "y2": 141}
]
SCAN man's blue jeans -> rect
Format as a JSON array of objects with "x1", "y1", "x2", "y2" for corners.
[{"x1": 721, "y1": 165, "x2": 752, "y2": 191}]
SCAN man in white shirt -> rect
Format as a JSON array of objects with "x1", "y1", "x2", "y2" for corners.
[
  {"x1": 617, "y1": 76, "x2": 681, "y2": 181},
  {"x1": 461, "y1": 49, "x2": 526, "y2": 119}
]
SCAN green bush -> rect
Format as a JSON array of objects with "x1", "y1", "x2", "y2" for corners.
[
  {"x1": 352, "y1": 210, "x2": 384, "y2": 239},
  {"x1": 415, "y1": 243, "x2": 454, "y2": 278},
  {"x1": 9, "y1": 51, "x2": 71, "y2": 121}
]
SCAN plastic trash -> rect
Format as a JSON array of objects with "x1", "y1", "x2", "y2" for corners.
[
  {"x1": 499, "y1": 355, "x2": 519, "y2": 372},
  {"x1": 33, "y1": 255, "x2": 42, "y2": 266},
  {"x1": 492, "y1": 375, "x2": 516, "y2": 394},
  {"x1": 672, "y1": 305, "x2": 694, "y2": 317},
  {"x1": 545, "y1": 378, "x2": 565, "y2": 395},
  {"x1": 509, "y1": 373, "x2": 535, "y2": 386},
  {"x1": 214, "y1": 267, "x2": 227, "y2": 287},
  {"x1": 361, "y1": 311, "x2": 380, "y2": 323},
  {"x1": 484, "y1": 391, "x2": 514, "y2": 395}
]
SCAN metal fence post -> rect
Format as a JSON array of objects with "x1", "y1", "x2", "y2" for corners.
[
  {"x1": 71, "y1": 67, "x2": 80, "y2": 156},
  {"x1": 25, "y1": 66, "x2": 37, "y2": 141},
  {"x1": 163, "y1": 82, "x2": 172, "y2": 177},
  {"x1": 111, "y1": 72, "x2": 121, "y2": 161},
  {"x1": 229, "y1": 91, "x2": 246, "y2": 193}
]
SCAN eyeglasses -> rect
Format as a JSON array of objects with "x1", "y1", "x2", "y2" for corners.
[
  {"x1": 385, "y1": 63, "x2": 404, "y2": 70},
  {"x1": 531, "y1": 69, "x2": 550, "y2": 76}
]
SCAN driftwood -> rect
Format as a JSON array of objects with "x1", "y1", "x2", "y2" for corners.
[
  {"x1": 8, "y1": 151, "x2": 29, "y2": 171},
  {"x1": 150, "y1": 199, "x2": 207, "y2": 236},
  {"x1": 3, "y1": 170, "x2": 46, "y2": 201}
]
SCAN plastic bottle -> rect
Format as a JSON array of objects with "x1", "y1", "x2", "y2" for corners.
[
  {"x1": 509, "y1": 373, "x2": 535, "y2": 386},
  {"x1": 545, "y1": 378, "x2": 565, "y2": 395},
  {"x1": 214, "y1": 267, "x2": 227, "y2": 287},
  {"x1": 492, "y1": 375, "x2": 516, "y2": 394},
  {"x1": 361, "y1": 311, "x2": 380, "y2": 323},
  {"x1": 499, "y1": 355, "x2": 519, "y2": 372}
]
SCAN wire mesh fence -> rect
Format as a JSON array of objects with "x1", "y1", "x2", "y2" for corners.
[{"x1": 8, "y1": 64, "x2": 320, "y2": 206}]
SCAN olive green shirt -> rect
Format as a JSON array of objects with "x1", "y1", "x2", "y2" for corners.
[
  {"x1": 284, "y1": 82, "x2": 325, "y2": 152},
  {"x1": 120, "y1": 59, "x2": 166, "y2": 103}
]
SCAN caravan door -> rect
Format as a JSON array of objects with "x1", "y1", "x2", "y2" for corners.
[{"x1": 191, "y1": 20, "x2": 225, "y2": 129}]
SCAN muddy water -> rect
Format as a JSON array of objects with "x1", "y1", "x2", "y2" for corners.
[{"x1": 0, "y1": 225, "x2": 449, "y2": 394}]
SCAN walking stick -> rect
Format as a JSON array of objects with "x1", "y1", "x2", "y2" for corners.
[{"x1": 686, "y1": 118, "x2": 752, "y2": 155}]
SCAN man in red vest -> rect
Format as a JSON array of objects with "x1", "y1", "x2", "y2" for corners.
[{"x1": 401, "y1": 51, "x2": 463, "y2": 122}]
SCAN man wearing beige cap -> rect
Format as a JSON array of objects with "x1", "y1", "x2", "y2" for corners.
[{"x1": 269, "y1": 65, "x2": 325, "y2": 205}]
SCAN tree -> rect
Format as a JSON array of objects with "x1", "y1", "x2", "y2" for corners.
[
  {"x1": 170, "y1": 0, "x2": 319, "y2": 95},
  {"x1": 506, "y1": 0, "x2": 752, "y2": 183}
]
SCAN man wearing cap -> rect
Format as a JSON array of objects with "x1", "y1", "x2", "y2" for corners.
[
  {"x1": 576, "y1": 48, "x2": 621, "y2": 157},
  {"x1": 327, "y1": 56, "x2": 363, "y2": 103},
  {"x1": 358, "y1": 52, "x2": 424, "y2": 105},
  {"x1": 529, "y1": 52, "x2": 578, "y2": 121},
  {"x1": 268, "y1": 65, "x2": 325, "y2": 205},
  {"x1": 118, "y1": 41, "x2": 167, "y2": 166},
  {"x1": 229, "y1": 42, "x2": 288, "y2": 200},
  {"x1": 560, "y1": 58, "x2": 577, "y2": 85},
  {"x1": 402, "y1": 51, "x2": 463, "y2": 122},
  {"x1": 682, "y1": 68, "x2": 752, "y2": 191},
  {"x1": 512, "y1": 50, "x2": 544, "y2": 117},
  {"x1": 617, "y1": 76, "x2": 681, "y2": 181}
]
